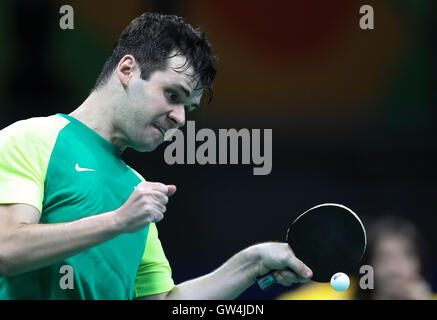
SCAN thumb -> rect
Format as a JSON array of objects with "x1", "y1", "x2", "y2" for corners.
[{"x1": 167, "y1": 185, "x2": 177, "y2": 196}]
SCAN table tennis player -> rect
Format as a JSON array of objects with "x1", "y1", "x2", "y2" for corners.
[{"x1": 0, "y1": 12, "x2": 312, "y2": 300}]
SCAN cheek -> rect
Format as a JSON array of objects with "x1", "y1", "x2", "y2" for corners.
[
  {"x1": 373, "y1": 255, "x2": 418, "y2": 279},
  {"x1": 147, "y1": 91, "x2": 168, "y2": 111},
  {"x1": 125, "y1": 84, "x2": 168, "y2": 124},
  {"x1": 127, "y1": 82, "x2": 154, "y2": 111}
]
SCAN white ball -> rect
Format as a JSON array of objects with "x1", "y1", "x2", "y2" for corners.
[{"x1": 330, "y1": 272, "x2": 350, "y2": 292}]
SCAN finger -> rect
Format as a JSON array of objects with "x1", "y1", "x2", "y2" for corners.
[
  {"x1": 151, "y1": 211, "x2": 164, "y2": 223},
  {"x1": 273, "y1": 271, "x2": 286, "y2": 285},
  {"x1": 286, "y1": 247, "x2": 313, "y2": 279},
  {"x1": 292, "y1": 271, "x2": 311, "y2": 284},
  {"x1": 138, "y1": 182, "x2": 168, "y2": 193},
  {"x1": 167, "y1": 185, "x2": 177, "y2": 196},
  {"x1": 149, "y1": 190, "x2": 169, "y2": 205},
  {"x1": 274, "y1": 269, "x2": 298, "y2": 287},
  {"x1": 151, "y1": 201, "x2": 166, "y2": 214}
]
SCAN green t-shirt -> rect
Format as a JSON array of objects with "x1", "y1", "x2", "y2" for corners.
[{"x1": 0, "y1": 114, "x2": 175, "y2": 299}]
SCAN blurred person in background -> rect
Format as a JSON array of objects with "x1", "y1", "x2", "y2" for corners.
[{"x1": 278, "y1": 216, "x2": 435, "y2": 300}]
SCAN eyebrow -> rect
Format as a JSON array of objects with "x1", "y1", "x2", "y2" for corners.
[
  {"x1": 176, "y1": 84, "x2": 191, "y2": 98},
  {"x1": 175, "y1": 84, "x2": 200, "y2": 110}
]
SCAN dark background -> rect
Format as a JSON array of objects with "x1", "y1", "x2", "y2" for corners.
[{"x1": 0, "y1": 0, "x2": 435, "y2": 299}]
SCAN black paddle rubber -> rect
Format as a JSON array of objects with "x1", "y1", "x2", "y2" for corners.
[{"x1": 257, "y1": 203, "x2": 366, "y2": 290}]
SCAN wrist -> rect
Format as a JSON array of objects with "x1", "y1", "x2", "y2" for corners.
[
  {"x1": 243, "y1": 245, "x2": 265, "y2": 281},
  {"x1": 104, "y1": 210, "x2": 124, "y2": 236},
  {"x1": 247, "y1": 244, "x2": 277, "y2": 279}
]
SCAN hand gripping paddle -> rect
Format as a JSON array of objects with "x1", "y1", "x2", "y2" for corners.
[{"x1": 257, "y1": 203, "x2": 367, "y2": 290}]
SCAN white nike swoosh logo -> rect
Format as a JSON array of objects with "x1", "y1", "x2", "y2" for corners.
[{"x1": 75, "y1": 163, "x2": 96, "y2": 172}]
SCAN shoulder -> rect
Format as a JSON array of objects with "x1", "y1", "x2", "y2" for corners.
[
  {"x1": 0, "y1": 115, "x2": 70, "y2": 148},
  {"x1": 0, "y1": 115, "x2": 70, "y2": 212}
]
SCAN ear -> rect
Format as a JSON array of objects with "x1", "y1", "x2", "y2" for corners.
[{"x1": 117, "y1": 55, "x2": 136, "y2": 87}]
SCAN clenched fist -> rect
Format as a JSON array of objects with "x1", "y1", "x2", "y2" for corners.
[{"x1": 114, "y1": 181, "x2": 177, "y2": 233}]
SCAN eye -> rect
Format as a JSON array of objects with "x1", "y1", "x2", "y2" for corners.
[{"x1": 165, "y1": 89, "x2": 179, "y2": 103}]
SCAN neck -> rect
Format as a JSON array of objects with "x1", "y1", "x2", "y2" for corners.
[{"x1": 69, "y1": 84, "x2": 128, "y2": 152}]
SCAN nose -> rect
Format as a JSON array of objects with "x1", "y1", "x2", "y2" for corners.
[{"x1": 168, "y1": 104, "x2": 186, "y2": 128}]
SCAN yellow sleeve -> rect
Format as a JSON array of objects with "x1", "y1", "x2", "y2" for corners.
[
  {"x1": 0, "y1": 116, "x2": 68, "y2": 213},
  {"x1": 133, "y1": 223, "x2": 175, "y2": 298}
]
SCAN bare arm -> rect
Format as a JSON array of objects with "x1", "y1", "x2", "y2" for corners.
[
  {"x1": 0, "y1": 203, "x2": 121, "y2": 276},
  {"x1": 0, "y1": 182, "x2": 176, "y2": 277},
  {"x1": 136, "y1": 243, "x2": 313, "y2": 300}
]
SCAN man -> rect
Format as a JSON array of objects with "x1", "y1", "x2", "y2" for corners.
[{"x1": 0, "y1": 12, "x2": 312, "y2": 300}]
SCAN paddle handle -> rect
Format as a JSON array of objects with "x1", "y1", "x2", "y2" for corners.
[{"x1": 256, "y1": 271, "x2": 277, "y2": 290}]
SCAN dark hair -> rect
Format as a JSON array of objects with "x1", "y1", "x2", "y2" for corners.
[
  {"x1": 93, "y1": 12, "x2": 217, "y2": 100},
  {"x1": 355, "y1": 215, "x2": 430, "y2": 299}
]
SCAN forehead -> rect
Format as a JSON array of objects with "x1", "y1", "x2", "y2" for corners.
[
  {"x1": 156, "y1": 54, "x2": 203, "y2": 97},
  {"x1": 375, "y1": 235, "x2": 414, "y2": 255}
]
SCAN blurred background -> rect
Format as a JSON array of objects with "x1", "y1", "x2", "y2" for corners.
[{"x1": 0, "y1": 0, "x2": 435, "y2": 299}]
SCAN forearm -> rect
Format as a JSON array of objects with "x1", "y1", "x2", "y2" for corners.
[
  {"x1": 0, "y1": 211, "x2": 121, "y2": 276},
  {"x1": 166, "y1": 247, "x2": 261, "y2": 300},
  {"x1": 140, "y1": 242, "x2": 312, "y2": 300}
]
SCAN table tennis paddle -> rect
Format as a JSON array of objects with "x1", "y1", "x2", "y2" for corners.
[{"x1": 257, "y1": 203, "x2": 366, "y2": 290}]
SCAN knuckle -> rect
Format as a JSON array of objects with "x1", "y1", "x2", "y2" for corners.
[
  {"x1": 286, "y1": 243, "x2": 296, "y2": 255},
  {"x1": 151, "y1": 182, "x2": 166, "y2": 189},
  {"x1": 144, "y1": 203, "x2": 154, "y2": 212},
  {"x1": 154, "y1": 212, "x2": 164, "y2": 222},
  {"x1": 145, "y1": 211, "x2": 158, "y2": 223},
  {"x1": 154, "y1": 191, "x2": 167, "y2": 203},
  {"x1": 137, "y1": 181, "x2": 148, "y2": 188},
  {"x1": 273, "y1": 271, "x2": 282, "y2": 281},
  {"x1": 138, "y1": 188, "x2": 152, "y2": 197},
  {"x1": 279, "y1": 252, "x2": 291, "y2": 265}
]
